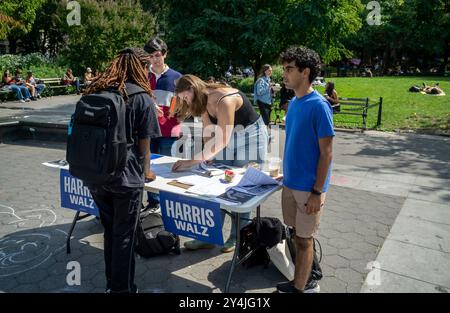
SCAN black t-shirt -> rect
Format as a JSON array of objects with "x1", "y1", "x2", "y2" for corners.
[{"x1": 109, "y1": 82, "x2": 161, "y2": 188}]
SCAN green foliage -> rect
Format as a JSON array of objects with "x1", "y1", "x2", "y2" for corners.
[
  {"x1": 0, "y1": 0, "x2": 46, "y2": 40},
  {"x1": 0, "y1": 52, "x2": 65, "y2": 79},
  {"x1": 0, "y1": 53, "x2": 49, "y2": 71},
  {"x1": 164, "y1": 0, "x2": 290, "y2": 78},
  {"x1": 162, "y1": 0, "x2": 363, "y2": 78},
  {"x1": 285, "y1": 0, "x2": 364, "y2": 63},
  {"x1": 348, "y1": 0, "x2": 449, "y2": 72},
  {"x1": 230, "y1": 76, "x2": 254, "y2": 93},
  {"x1": 59, "y1": 0, "x2": 156, "y2": 74},
  {"x1": 271, "y1": 66, "x2": 283, "y2": 85}
]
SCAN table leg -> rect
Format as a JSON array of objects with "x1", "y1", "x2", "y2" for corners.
[
  {"x1": 66, "y1": 211, "x2": 80, "y2": 254},
  {"x1": 224, "y1": 212, "x2": 241, "y2": 293},
  {"x1": 256, "y1": 205, "x2": 261, "y2": 234},
  {"x1": 66, "y1": 211, "x2": 93, "y2": 254}
]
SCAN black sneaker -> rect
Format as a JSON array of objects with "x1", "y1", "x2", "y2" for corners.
[
  {"x1": 304, "y1": 279, "x2": 320, "y2": 293},
  {"x1": 277, "y1": 281, "x2": 302, "y2": 293},
  {"x1": 277, "y1": 280, "x2": 320, "y2": 293}
]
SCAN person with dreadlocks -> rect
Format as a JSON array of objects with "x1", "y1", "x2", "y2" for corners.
[{"x1": 84, "y1": 47, "x2": 161, "y2": 293}]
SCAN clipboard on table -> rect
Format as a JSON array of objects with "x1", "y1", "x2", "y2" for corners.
[{"x1": 167, "y1": 180, "x2": 193, "y2": 190}]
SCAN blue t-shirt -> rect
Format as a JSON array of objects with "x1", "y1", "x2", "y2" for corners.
[{"x1": 283, "y1": 90, "x2": 335, "y2": 192}]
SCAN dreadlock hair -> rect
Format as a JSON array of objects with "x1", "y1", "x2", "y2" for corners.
[{"x1": 84, "y1": 47, "x2": 153, "y2": 99}]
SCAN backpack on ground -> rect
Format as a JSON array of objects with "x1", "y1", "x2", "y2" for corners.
[
  {"x1": 285, "y1": 226, "x2": 323, "y2": 281},
  {"x1": 238, "y1": 217, "x2": 285, "y2": 269},
  {"x1": 135, "y1": 207, "x2": 181, "y2": 258},
  {"x1": 238, "y1": 219, "x2": 323, "y2": 282},
  {"x1": 66, "y1": 84, "x2": 145, "y2": 185}
]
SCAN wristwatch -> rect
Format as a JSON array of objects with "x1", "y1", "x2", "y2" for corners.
[{"x1": 311, "y1": 189, "x2": 322, "y2": 196}]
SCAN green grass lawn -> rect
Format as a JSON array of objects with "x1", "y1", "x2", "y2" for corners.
[{"x1": 271, "y1": 76, "x2": 449, "y2": 133}]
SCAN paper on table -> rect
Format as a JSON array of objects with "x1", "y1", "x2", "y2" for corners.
[
  {"x1": 191, "y1": 162, "x2": 223, "y2": 177},
  {"x1": 186, "y1": 175, "x2": 241, "y2": 197},
  {"x1": 42, "y1": 160, "x2": 69, "y2": 169},
  {"x1": 176, "y1": 175, "x2": 212, "y2": 186},
  {"x1": 236, "y1": 166, "x2": 279, "y2": 187},
  {"x1": 233, "y1": 183, "x2": 280, "y2": 196},
  {"x1": 150, "y1": 163, "x2": 174, "y2": 177}
]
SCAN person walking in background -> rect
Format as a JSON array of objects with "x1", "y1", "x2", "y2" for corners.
[
  {"x1": 253, "y1": 64, "x2": 274, "y2": 127},
  {"x1": 277, "y1": 46, "x2": 334, "y2": 293},
  {"x1": 143, "y1": 37, "x2": 182, "y2": 210}
]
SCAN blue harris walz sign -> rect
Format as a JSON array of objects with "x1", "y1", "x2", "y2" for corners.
[
  {"x1": 60, "y1": 169, "x2": 99, "y2": 217},
  {"x1": 160, "y1": 191, "x2": 223, "y2": 245}
]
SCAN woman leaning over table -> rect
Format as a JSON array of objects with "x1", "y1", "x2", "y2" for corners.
[{"x1": 171, "y1": 74, "x2": 269, "y2": 253}]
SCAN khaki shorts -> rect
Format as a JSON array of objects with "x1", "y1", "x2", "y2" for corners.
[{"x1": 282, "y1": 186, "x2": 326, "y2": 238}]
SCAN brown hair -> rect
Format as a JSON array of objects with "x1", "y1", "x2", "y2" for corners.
[
  {"x1": 259, "y1": 64, "x2": 271, "y2": 77},
  {"x1": 84, "y1": 47, "x2": 152, "y2": 99},
  {"x1": 172, "y1": 74, "x2": 227, "y2": 120}
]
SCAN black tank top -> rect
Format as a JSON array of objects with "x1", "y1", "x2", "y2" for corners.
[{"x1": 206, "y1": 91, "x2": 259, "y2": 128}]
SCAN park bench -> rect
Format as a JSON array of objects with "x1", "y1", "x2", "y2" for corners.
[
  {"x1": 40, "y1": 78, "x2": 69, "y2": 96},
  {"x1": 0, "y1": 86, "x2": 13, "y2": 102},
  {"x1": 40, "y1": 77, "x2": 84, "y2": 96},
  {"x1": 334, "y1": 97, "x2": 383, "y2": 130}
]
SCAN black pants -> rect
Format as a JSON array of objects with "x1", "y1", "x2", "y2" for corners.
[
  {"x1": 257, "y1": 100, "x2": 272, "y2": 126},
  {"x1": 88, "y1": 185, "x2": 142, "y2": 293}
]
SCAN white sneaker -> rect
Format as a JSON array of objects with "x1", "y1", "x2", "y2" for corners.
[
  {"x1": 20, "y1": 99, "x2": 25, "y2": 103},
  {"x1": 25, "y1": 98, "x2": 31, "y2": 102}
]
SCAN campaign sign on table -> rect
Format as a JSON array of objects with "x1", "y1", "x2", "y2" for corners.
[
  {"x1": 60, "y1": 169, "x2": 99, "y2": 217},
  {"x1": 160, "y1": 191, "x2": 224, "y2": 245}
]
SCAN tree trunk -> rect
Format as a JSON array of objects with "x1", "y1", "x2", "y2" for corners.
[
  {"x1": 439, "y1": 42, "x2": 449, "y2": 74},
  {"x1": 252, "y1": 60, "x2": 262, "y2": 85},
  {"x1": 7, "y1": 36, "x2": 17, "y2": 54}
]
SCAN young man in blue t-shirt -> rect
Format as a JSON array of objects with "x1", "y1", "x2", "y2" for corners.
[{"x1": 277, "y1": 46, "x2": 335, "y2": 293}]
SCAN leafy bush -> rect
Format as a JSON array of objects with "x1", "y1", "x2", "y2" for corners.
[
  {"x1": 0, "y1": 52, "x2": 66, "y2": 78},
  {"x1": 271, "y1": 65, "x2": 283, "y2": 84},
  {"x1": 231, "y1": 76, "x2": 254, "y2": 93},
  {"x1": 1, "y1": 53, "x2": 53, "y2": 71}
]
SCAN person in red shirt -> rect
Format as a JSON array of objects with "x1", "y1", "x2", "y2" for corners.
[{"x1": 144, "y1": 37, "x2": 182, "y2": 209}]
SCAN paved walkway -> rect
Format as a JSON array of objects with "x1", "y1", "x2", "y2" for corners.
[{"x1": 0, "y1": 97, "x2": 449, "y2": 293}]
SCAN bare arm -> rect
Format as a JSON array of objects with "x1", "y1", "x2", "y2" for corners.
[
  {"x1": 314, "y1": 136, "x2": 333, "y2": 192},
  {"x1": 305, "y1": 136, "x2": 333, "y2": 214},
  {"x1": 138, "y1": 137, "x2": 155, "y2": 181},
  {"x1": 196, "y1": 97, "x2": 235, "y2": 161}
]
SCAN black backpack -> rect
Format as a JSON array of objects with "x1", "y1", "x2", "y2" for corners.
[
  {"x1": 135, "y1": 208, "x2": 181, "y2": 258},
  {"x1": 238, "y1": 217, "x2": 284, "y2": 269},
  {"x1": 239, "y1": 219, "x2": 323, "y2": 282},
  {"x1": 285, "y1": 226, "x2": 323, "y2": 281},
  {"x1": 66, "y1": 84, "x2": 145, "y2": 185}
]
